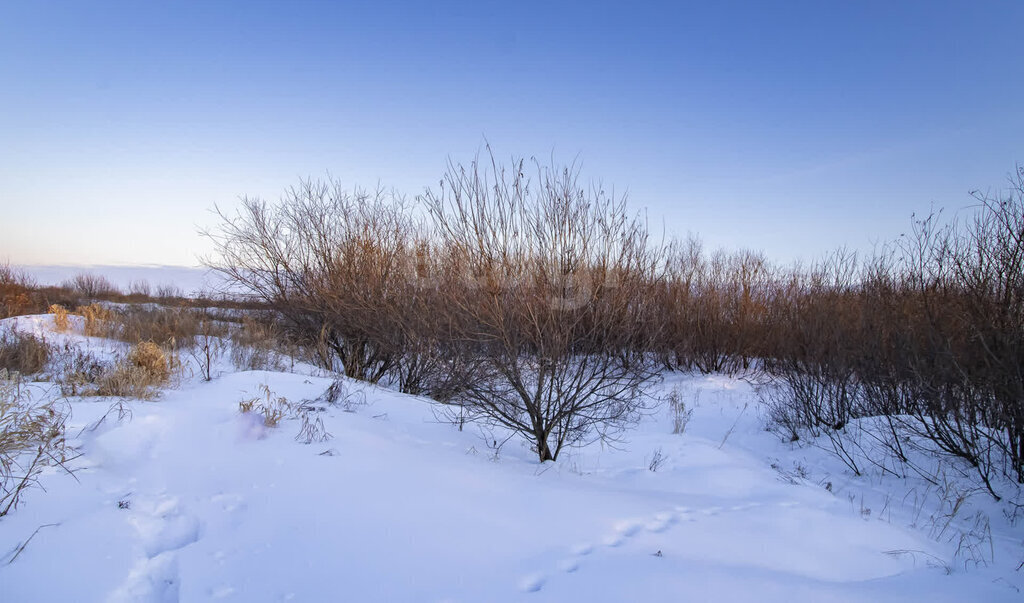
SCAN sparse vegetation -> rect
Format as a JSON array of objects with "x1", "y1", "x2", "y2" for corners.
[
  {"x1": 0, "y1": 370, "x2": 73, "y2": 517},
  {"x1": 239, "y1": 384, "x2": 291, "y2": 428},
  {"x1": 665, "y1": 386, "x2": 695, "y2": 435},
  {"x1": 229, "y1": 315, "x2": 293, "y2": 372}
]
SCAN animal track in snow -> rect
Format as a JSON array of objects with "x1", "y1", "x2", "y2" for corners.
[
  {"x1": 128, "y1": 497, "x2": 201, "y2": 558},
  {"x1": 518, "y1": 573, "x2": 546, "y2": 593},
  {"x1": 644, "y1": 512, "x2": 677, "y2": 533},
  {"x1": 109, "y1": 495, "x2": 201, "y2": 603},
  {"x1": 557, "y1": 558, "x2": 580, "y2": 573},
  {"x1": 570, "y1": 543, "x2": 594, "y2": 556},
  {"x1": 518, "y1": 502, "x2": 765, "y2": 594}
]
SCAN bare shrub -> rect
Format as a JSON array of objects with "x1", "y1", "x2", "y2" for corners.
[
  {"x1": 424, "y1": 149, "x2": 663, "y2": 461},
  {"x1": 759, "y1": 166, "x2": 1024, "y2": 499},
  {"x1": 62, "y1": 273, "x2": 120, "y2": 299},
  {"x1": 155, "y1": 284, "x2": 182, "y2": 299},
  {"x1": 0, "y1": 370, "x2": 73, "y2": 517},
  {"x1": 0, "y1": 331, "x2": 51, "y2": 376},
  {"x1": 190, "y1": 314, "x2": 226, "y2": 381},
  {"x1": 206, "y1": 182, "x2": 420, "y2": 382},
  {"x1": 656, "y1": 241, "x2": 772, "y2": 375},
  {"x1": 128, "y1": 279, "x2": 151, "y2": 297}
]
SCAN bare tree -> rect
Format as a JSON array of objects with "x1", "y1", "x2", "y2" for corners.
[
  {"x1": 62, "y1": 273, "x2": 119, "y2": 299},
  {"x1": 423, "y1": 149, "x2": 662, "y2": 461},
  {"x1": 203, "y1": 180, "x2": 417, "y2": 382}
]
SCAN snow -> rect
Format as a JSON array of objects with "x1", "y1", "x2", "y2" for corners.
[{"x1": 1, "y1": 315, "x2": 1021, "y2": 601}]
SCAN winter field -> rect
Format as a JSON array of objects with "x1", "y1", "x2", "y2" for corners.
[{"x1": 1, "y1": 311, "x2": 1021, "y2": 602}]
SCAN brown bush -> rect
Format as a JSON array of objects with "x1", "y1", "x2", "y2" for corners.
[
  {"x1": 0, "y1": 265, "x2": 41, "y2": 319},
  {"x1": 127, "y1": 341, "x2": 172, "y2": 382}
]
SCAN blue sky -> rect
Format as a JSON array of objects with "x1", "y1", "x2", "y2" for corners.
[{"x1": 2, "y1": 1, "x2": 1022, "y2": 267}]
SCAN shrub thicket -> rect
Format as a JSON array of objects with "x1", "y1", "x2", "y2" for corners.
[{"x1": 205, "y1": 154, "x2": 1024, "y2": 484}]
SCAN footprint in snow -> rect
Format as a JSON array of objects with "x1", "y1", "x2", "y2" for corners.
[
  {"x1": 128, "y1": 497, "x2": 201, "y2": 558},
  {"x1": 211, "y1": 585, "x2": 236, "y2": 599},
  {"x1": 613, "y1": 520, "x2": 644, "y2": 537},
  {"x1": 645, "y1": 512, "x2": 677, "y2": 533},
  {"x1": 523, "y1": 507, "x2": 686, "y2": 595},
  {"x1": 518, "y1": 573, "x2": 546, "y2": 593},
  {"x1": 110, "y1": 495, "x2": 201, "y2": 603},
  {"x1": 211, "y1": 493, "x2": 247, "y2": 513},
  {"x1": 570, "y1": 543, "x2": 594, "y2": 556},
  {"x1": 557, "y1": 558, "x2": 580, "y2": 573},
  {"x1": 107, "y1": 551, "x2": 180, "y2": 603}
]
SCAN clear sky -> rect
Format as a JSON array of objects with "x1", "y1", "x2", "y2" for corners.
[{"x1": 2, "y1": 1, "x2": 1022, "y2": 268}]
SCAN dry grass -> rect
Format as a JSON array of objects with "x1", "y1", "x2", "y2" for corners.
[
  {"x1": 665, "y1": 386, "x2": 695, "y2": 435},
  {"x1": 49, "y1": 304, "x2": 69, "y2": 332},
  {"x1": 1, "y1": 370, "x2": 72, "y2": 517},
  {"x1": 91, "y1": 342, "x2": 175, "y2": 399},
  {"x1": 127, "y1": 341, "x2": 172, "y2": 382},
  {"x1": 230, "y1": 316, "x2": 293, "y2": 371},
  {"x1": 107, "y1": 306, "x2": 209, "y2": 350},
  {"x1": 56, "y1": 342, "x2": 177, "y2": 400},
  {"x1": 0, "y1": 331, "x2": 51, "y2": 376},
  {"x1": 239, "y1": 384, "x2": 292, "y2": 428},
  {"x1": 75, "y1": 303, "x2": 115, "y2": 337}
]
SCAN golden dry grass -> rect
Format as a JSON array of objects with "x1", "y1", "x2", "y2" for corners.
[
  {"x1": 75, "y1": 303, "x2": 115, "y2": 338},
  {"x1": 60, "y1": 342, "x2": 177, "y2": 400},
  {"x1": 48, "y1": 304, "x2": 69, "y2": 332}
]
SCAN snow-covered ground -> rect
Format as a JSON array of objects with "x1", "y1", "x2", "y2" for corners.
[{"x1": 1, "y1": 315, "x2": 1021, "y2": 602}]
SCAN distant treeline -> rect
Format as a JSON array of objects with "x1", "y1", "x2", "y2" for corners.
[{"x1": 0, "y1": 268, "x2": 266, "y2": 318}]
